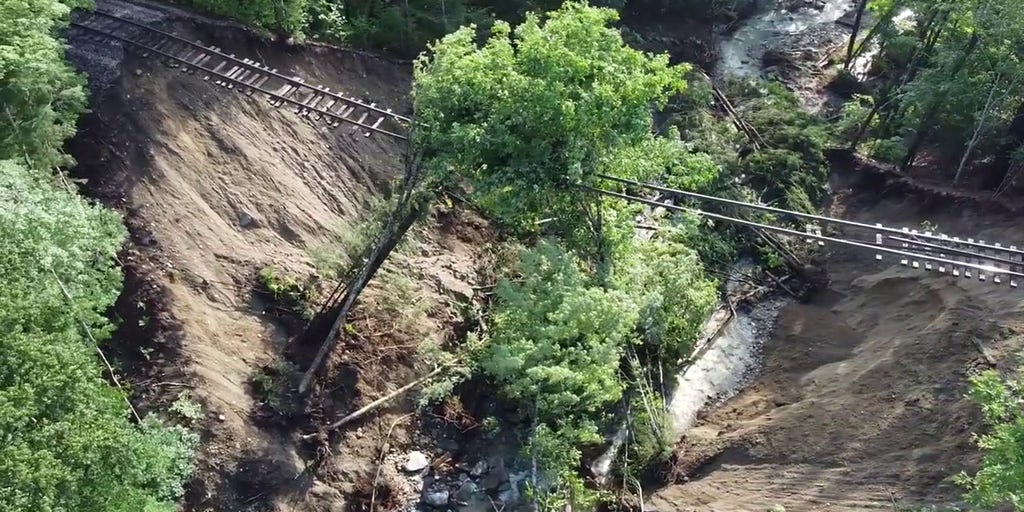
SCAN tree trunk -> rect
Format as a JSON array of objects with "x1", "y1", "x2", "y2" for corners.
[
  {"x1": 297, "y1": 200, "x2": 425, "y2": 395},
  {"x1": 843, "y1": 0, "x2": 870, "y2": 71},
  {"x1": 850, "y1": 1, "x2": 900, "y2": 63},
  {"x1": 985, "y1": 99, "x2": 1024, "y2": 190}
]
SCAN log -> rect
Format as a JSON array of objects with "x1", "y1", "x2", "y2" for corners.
[{"x1": 303, "y1": 366, "x2": 446, "y2": 438}]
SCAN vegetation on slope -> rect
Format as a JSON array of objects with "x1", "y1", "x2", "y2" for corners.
[
  {"x1": 413, "y1": 3, "x2": 720, "y2": 506},
  {"x1": 841, "y1": 0, "x2": 1024, "y2": 192},
  {"x1": 170, "y1": 0, "x2": 740, "y2": 56},
  {"x1": 0, "y1": 1, "x2": 195, "y2": 510},
  {"x1": 960, "y1": 368, "x2": 1024, "y2": 511}
]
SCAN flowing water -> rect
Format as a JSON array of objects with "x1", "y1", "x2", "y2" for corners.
[
  {"x1": 594, "y1": 1, "x2": 858, "y2": 480},
  {"x1": 717, "y1": 0, "x2": 857, "y2": 77},
  {"x1": 665, "y1": 0, "x2": 858, "y2": 436}
]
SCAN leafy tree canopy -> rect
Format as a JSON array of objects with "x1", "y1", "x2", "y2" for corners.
[
  {"x1": 957, "y1": 367, "x2": 1024, "y2": 511},
  {"x1": 413, "y1": 1, "x2": 714, "y2": 247},
  {"x1": 0, "y1": 0, "x2": 90, "y2": 170},
  {"x1": 0, "y1": 160, "x2": 196, "y2": 512}
]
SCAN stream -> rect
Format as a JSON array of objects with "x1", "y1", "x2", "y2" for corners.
[
  {"x1": 717, "y1": 0, "x2": 857, "y2": 78},
  {"x1": 665, "y1": 0, "x2": 858, "y2": 436},
  {"x1": 593, "y1": 0, "x2": 859, "y2": 479}
]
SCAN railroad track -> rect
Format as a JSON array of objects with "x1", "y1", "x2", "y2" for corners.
[{"x1": 70, "y1": 9, "x2": 409, "y2": 139}]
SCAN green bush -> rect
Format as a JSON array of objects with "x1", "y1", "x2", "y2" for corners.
[
  {"x1": 1, "y1": 3, "x2": 196, "y2": 509},
  {"x1": 0, "y1": 160, "x2": 196, "y2": 512},
  {"x1": 615, "y1": 233, "x2": 717, "y2": 364},
  {"x1": 0, "y1": 0, "x2": 90, "y2": 170},
  {"x1": 171, "y1": 0, "x2": 309, "y2": 34},
  {"x1": 956, "y1": 367, "x2": 1024, "y2": 510}
]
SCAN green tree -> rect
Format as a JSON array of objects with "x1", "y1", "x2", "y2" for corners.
[
  {"x1": 413, "y1": 1, "x2": 708, "y2": 260},
  {"x1": 0, "y1": 160, "x2": 197, "y2": 512},
  {"x1": 615, "y1": 233, "x2": 717, "y2": 364},
  {"x1": 958, "y1": 367, "x2": 1024, "y2": 511},
  {"x1": 0, "y1": 0, "x2": 90, "y2": 170},
  {"x1": 171, "y1": 0, "x2": 309, "y2": 33},
  {"x1": 481, "y1": 242, "x2": 638, "y2": 505},
  {"x1": 483, "y1": 242, "x2": 638, "y2": 419}
]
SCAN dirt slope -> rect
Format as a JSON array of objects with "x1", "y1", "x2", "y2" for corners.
[
  {"x1": 648, "y1": 169, "x2": 1024, "y2": 511},
  {"x1": 64, "y1": 2, "x2": 495, "y2": 510}
]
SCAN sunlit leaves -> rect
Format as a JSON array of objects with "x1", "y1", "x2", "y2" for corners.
[
  {"x1": 482, "y1": 242, "x2": 638, "y2": 418},
  {"x1": 958, "y1": 368, "x2": 1024, "y2": 511},
  {"x1": 1, "y1": 2, "x2": 196, "y2": 508},
  {"x1": 0, "y1": 160, "x2": 196, "y2": 512},
  {"x1": 0, "y1": 0, "x2": 90, "y2": 169},
  {"x1": 413, "y1": 1, "x2": 692, "y2": 239}
]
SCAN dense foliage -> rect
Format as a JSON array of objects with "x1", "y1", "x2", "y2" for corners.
[
  {"x1": 958, "y1": 368, "x2": 1024, "y2": 510},
  {"x1": 170, "y1": 0, "x2": 741, "y2": 56},
  {"x1": 413, "y1": 3, "x2": 718, "y2": 263},
  {"x1": 1, "y1": 1, "x2": 196, "y2": 510},
  {"x1": 0, "y1": 0, "x2": 90, "y2": 170},
  {"x1": 414, "y1": 3, "x2": 717, "y2": 506},
  {"x1": 843, "y1": 0, "x2": 1024, "y2": 192}
]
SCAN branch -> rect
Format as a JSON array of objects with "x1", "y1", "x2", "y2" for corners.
[
  {"x1": 371, "y1": 413, "x2": 413, "y2": 512},
  {"x1": 302, "y1": 365, "x2": 446, "y2": 437}
]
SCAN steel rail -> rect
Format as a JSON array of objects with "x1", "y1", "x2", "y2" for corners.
[
  {"x1": 70, "y1": 11, "x2": 408, "y2": 139},
  {"x1": 595, "y1": 173, "x2": 1024, "y2": 258},
  {"x1": 585, "y1": 185, "x2": 1024, "y2": 283},
  {"x1": 87, "y1": 9, "x2": 410, "y2": 123}
]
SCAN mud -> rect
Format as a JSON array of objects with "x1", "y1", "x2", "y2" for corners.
[{"x1": 646, "y1": 158, "x2": 1024, "y2": 511}]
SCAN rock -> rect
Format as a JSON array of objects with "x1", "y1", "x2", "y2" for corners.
[
  {"x1": 422, "y1": 489, "x2": 450, "y2": 507},
  {"x1": 453, "y1": 482, "x2": 478, "y2": 503},
  {"x1": 458, "y1": 494, "x2": 492, "y2": 512},
  {"x1": 481, "y1": 462, "x2": 508, "y2": 491},
  {"x1": 469, "y1": 460, "x2": 488, "y2": 478},
  {"x1": 217, "y1": 414, "x2": 226, "y2": 422},
  {"x1": 404, "y1": 451, "x2": 431, "y2": 473},
  {"x1": 768, "y1": 506, "x2": 787, "y2": 512},
  {"x1": 238, "y1": 210, "x2": 258, "y2": 228},
  {"x1": 497, "y1": 484, "x2": 519, "y2": 505},
  {"x1": 435, "y1": 273, "x2": 473, "y2": 304},
  {"x1": 134, "y1": 69, "x2": 143, "y2": 76}
]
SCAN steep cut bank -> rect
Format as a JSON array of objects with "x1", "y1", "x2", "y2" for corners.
[
  {"x1": 62, "y1": 2, "x2": 489, "y2": 510},
  {"x1": 648, "y1": 161, "x2": 1024, "y2": 511}
]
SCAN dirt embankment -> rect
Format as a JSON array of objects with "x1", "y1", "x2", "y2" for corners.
[
  {"x1": 66, "y1": 3, "x2": 495, "y2": 510},
  {"x1": 647, "y1": 160, "x2": 1024, "y2": 511}
]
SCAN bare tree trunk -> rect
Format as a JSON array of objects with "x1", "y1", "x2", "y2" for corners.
[
  {"x1": 850, "y1": 0, "x2": 900, "y2": 63},
  {"x1": 843, "y1": 0, "x2": 870, "y2": 71}
]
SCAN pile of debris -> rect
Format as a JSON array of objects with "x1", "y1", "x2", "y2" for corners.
[{"x1": 399, "y1": 451, "x2": 531, "y2": 511}]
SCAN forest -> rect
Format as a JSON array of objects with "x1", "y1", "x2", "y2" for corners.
[{"x1": 2, "y1": 0, "x2": 1023, "y2": 510}]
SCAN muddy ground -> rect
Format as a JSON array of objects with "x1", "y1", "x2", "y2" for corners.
[
  {"x1": 63, "y1": 1, "x2": 1024, "y2": 511},
  {"x1": 66, "y1": 2, "x2": 502, "y2": 511},
  {"x1": 648, "y1": 159, "x2": 1024, "y2": 511}
]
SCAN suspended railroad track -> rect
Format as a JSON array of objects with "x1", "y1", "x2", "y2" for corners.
[
  {"x1": 591, "y1": 175, "x2": 1024, "y2": 289},
  {"x1": 70, "y1": 9, "x2": 409, "y2": 139}
]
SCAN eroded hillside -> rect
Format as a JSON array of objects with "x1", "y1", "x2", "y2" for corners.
[{"x1": 65, "y1": 2, "x2": 496, "y2": 510}]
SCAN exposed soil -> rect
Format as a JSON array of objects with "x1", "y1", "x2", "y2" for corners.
[
  {"x1": 63, "y1": 2, "x2": 1024, "y2": 511},
  {"x1": 647, "y1": 159, "x2": 1024, "y2": 511},
  {"x1": 65, "y1": 2, "x2": 496, "y2": 511}
]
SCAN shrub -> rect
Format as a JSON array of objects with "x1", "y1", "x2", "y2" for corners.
[
  {"x1": 0, "y1": 160, "x2": 196, "y2": 512},
  {"x1": 957, "y1": 368, "x2": 1024, "y2": 510}
]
